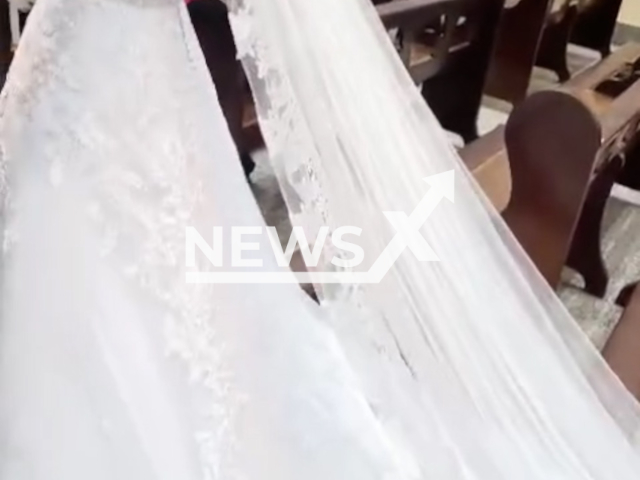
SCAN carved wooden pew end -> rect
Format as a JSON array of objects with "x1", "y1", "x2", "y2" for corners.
[{"x1": 460, "y1": 90, "x2": 602, "y2": 290}]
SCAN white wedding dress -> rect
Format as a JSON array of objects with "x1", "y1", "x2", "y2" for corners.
[{"x1": 0, "y1": 1, "x2": 425, "y2": 478}]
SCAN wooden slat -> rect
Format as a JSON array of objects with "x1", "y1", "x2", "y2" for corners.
[
  {"x1": 564, "y1": 42, "x2": 640, "y2": 91},
  {"x1": 459, "y1": 126, "x2": 512, "y2": 212},
  {"x1": 410, "y1": 42, "x2": 434, "y2": 67},
  {"x1": 376, "y1": 0, "x2": 461, "y2": 30}
]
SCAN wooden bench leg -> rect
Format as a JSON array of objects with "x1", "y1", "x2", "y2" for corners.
[
  {"x1": 536, "y1": 7, "x2": 578, "y2": 83},
  {"x1": 422, "y1": 0, "x2": 502, "y2": 143},
  {"x1": 422, "y1": 61, "x2": 480, "y2": 144},
  {"x1": 616, "y1": 281, "x2": 639, "y2": 307},
  {"x1": 600, "y1": 44, "x2": 612, "y2": 59},
  {"x1": 485, "y1": 0, "x2": 551, "y2": 104},
  {"x1": 571, "y1": 0, "x2": 623, "y2": 60},
  {"x1": 617, "y1": 140, "x2": 640, "y2": 191},
  {"x1": 566, "y1": 155, "x2": 623, "y2": 298}
]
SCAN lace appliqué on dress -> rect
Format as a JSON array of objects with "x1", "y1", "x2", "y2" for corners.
[
  {"x1": 0, "y1": 1, "x2": 243, "y2": 478},
  {"x1": 229, "y1": 3, "x2": 356, "y2": 302}
]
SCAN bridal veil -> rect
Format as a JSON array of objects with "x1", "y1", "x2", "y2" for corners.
[{"x1": 227, "y1": 0, "x2": 640, "y2": 477}]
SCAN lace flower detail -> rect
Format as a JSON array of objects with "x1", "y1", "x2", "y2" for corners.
[
  {"x1": 229, "y1": 1, "x2": 343, "y2": 293},
  {"x1": 1, "y1": 1, "x2": 244, "y2": 477}
]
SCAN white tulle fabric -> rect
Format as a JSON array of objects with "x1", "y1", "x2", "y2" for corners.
[
  {"x1": 5, "y1": 0, "x2": 640, "y2": 478},
  {"x1": 0, "y1": 1, "x2": 428, "y2": 478},
  {"x1": 228, "y1": 0, "x2": 640, "y2": 478}
]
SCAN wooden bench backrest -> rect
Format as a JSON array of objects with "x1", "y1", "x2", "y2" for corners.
[
  {"x1": 460, "y1": 90, "x2": 602, "y2": 287},
  {"x1": 571, "y1": 0, "x2": 623, "y2": 56},
  {"x1": 376, "y1": 0, "x2": 504, "y2": 142}
]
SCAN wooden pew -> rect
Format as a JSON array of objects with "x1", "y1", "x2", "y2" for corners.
[
  {"x1": 458, "y1": 126, "x2": 511, "y2": 211},
  {"x1": 603, "y1": 281, "x2": 640, "y2": 401},
  {"x1": 378, "y1": 0, "x2": 504, "y2": 142},
  {"x1": 557, "y1": 43, "x2": 640, "y2": 296},
  {"x1": 535, "y1": 0, "x2": 580, "y2": 83},
  {"x1": 486, "y1": 0, "x2": 572, "y2": 104},
  {"x1": 476, "y1": 46, "x2": 640, "y2": 296},
  {"x1": 487, "y1": 0, "x2": 625, "y2": 105},
  {"x1": 460, "y1": 90, "x2": 602, "y2": 287},
  {"x1": 538, "y1": 0, "x2": 624, "y2": 81},
  {"x1": 570, "y1": 0, "x2": 623, "y2": 59}
]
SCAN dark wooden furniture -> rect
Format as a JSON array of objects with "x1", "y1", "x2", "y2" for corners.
[
  {"x1": 617, "y1": 281, "x2": 639, "y2": 307},
  {"x1": 538, "y1": 0, "x2": 624, "y2": 83},
  {"x1": 0, "y1": 0, "x2": 12, "y2": 90},
  {"x1": 485, "y1": 45, "x2": 640, "y2": 296},
  {"x1": 379, "y1": 0, "x2": 505, "y2": 142},
  {"x1": 486, "y1": 0, "x2": 558, "y2": 104},
  {"x1": 555, "y1": 43, "x2": 640, "y2": 296},
  {"x1": 460, "y1": 90, "x2": 602, "y2": 288},
  {"x1": 570, "y1": 0, "x2": 623, "y2": 59},
  {"x1": 486, "y1": 0, "x2": 581, "y2": 104},
  {"x1": 603, "y1": 281, "x2": 640, "y2": 401},
  {"x1": 487, "y1": 0, "x2": 624, "y2": 104},
  {"x1": 618, "y1": 132, "x2": 640, "y2": 193},
  {"x1": 458, "y1": 125, "x2": 511, "y2": 211},
  {"x1": 535, "y1": 0, "x2": 579, "y2": 83},
  {"x1": 505, "y1": 90, "x2": 604, "y2": 288}
]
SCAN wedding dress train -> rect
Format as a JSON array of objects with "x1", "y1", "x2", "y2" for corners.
[
  {"x1": 0, "y1": 1, "x2": 427, "y2": 478},
  {"x1": 4, "y1": 0, "x2": 640, "y2": 478}
]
